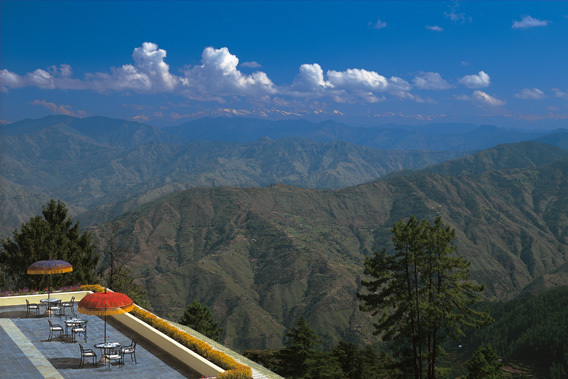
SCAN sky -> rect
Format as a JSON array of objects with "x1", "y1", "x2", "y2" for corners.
[{"x1": 1, "y1": 0, "x2": 567, "y2": 129}]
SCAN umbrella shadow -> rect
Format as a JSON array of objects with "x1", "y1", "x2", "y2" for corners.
[
  {"x1": 0, "y1": 310, "x2": 29, "y2": 318},
  {"x1": 48, "y1": 357, "x2": 82, "y2": 369}
]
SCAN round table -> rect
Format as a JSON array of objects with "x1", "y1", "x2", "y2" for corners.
[
  {"x1": 40, "y1": 298, "x2": 61, "y2": 316},
  {"x1": 94, "y1": 342, "x2": 121, "y2": 362}
]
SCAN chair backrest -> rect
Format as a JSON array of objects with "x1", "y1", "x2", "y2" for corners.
[
  {"x1": 79, "y1": 343, "x2": 84, "y2": 353},
  {"x1": 26, "y1": 299, "x2": 29, "y2": 305},
  {"x1": 48, "y1": 320, "x2": 53, "y2": 327}
]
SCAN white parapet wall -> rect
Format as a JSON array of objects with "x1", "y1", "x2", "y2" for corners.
[
  {"x1": 0, "y1": 291, "x2": 90, "y2": 306},
  {"x1": 113, "y1": 311, "x2": 225, "y2": 377}
]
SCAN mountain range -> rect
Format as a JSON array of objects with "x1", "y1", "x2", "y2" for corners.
[{"x1": 2, "y1": 115, "x2": 568, "y2": 351}]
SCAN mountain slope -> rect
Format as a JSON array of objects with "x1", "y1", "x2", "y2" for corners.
[{"x1": 92, "y1": 144, "x2": 568, "y2": 351}]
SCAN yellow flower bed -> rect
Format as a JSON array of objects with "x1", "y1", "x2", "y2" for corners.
[{"x1": 80, "y1": 285, "x2": 252, "y2": 378}]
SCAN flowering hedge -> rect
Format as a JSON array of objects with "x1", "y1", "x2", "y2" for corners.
[{"x1": 81, "y1": 284, "x2": 252, "y2": 379}]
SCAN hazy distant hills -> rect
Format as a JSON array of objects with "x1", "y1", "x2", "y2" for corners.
[
  {"x1": 1, "y1": 115, "x2": 497, "y2": 235},
  {"x1": 163, "y1": 117, "x2": 559, "y2": 151},
  {"x1": 88, "y1": 140, "x2": 568, "y2": 351}
]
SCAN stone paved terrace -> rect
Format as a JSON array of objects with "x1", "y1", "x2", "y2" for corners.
[{"x1": 0, "y1": 302, "x2": 280, "y2": 379}]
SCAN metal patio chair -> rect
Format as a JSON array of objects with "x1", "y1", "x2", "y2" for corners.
[
  {"x1": 48, "y1": 319, "x2": 63, "y2": 341},
  {"x1": 120, "y1": 340, "x2": 137, "y2": 364},
  {"x1": 79, "y1": 343, "x2": 97, "y2": 368},
  {"x1": 25, "y1": 299, "x2": 40, "y2": 317}
]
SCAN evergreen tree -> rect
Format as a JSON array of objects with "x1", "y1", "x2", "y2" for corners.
[
  {"x1": 0, "y1": 199, "x2": 98, "y2": 290},
  {"x1": 278, "y1": 315, "x2": 344, "y2": 379},
  {"x1": 179, "y1": 300, "x2": 223, "y2": 341},
  {"x1": 358, "y1": 216, "x2": 491, "y2": 379},
  {"x1": 466, "y1": 345, "x2": 503, "y2": 379}
]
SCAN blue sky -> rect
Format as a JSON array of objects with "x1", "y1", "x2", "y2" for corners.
[{"x1": 1, "y1": 1, "x2": 567, "y2": 129}]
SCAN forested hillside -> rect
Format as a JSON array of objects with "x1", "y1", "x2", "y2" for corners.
[
  {"x1": 458, "y1": 286, "x2": 568, "y2": 377},
  {"x1": 88, "y1": 141, "x2": 568, "y2": 351}
]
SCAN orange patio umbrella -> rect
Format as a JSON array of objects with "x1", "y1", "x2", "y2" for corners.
[
  {"x1": 78, "y1": 289, "x2": 134, "y2": 342},
  {"x1": 27, "y1": 259, "x2": 73, "y2": 302}
]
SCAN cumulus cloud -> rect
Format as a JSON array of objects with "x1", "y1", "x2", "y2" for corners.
[
  {"x1": 0, "y1": 69, "x2": 24, "y2": 91},
  {"x1": 88, "y1": 42, "x2": 178, "y2": 92},
  {"x1": 515, "y1": 88, "x2": 545, "y2": 100},
  {"x1": 292, "y1": 63, "x2": 332, "y2": 91},
  {"x1": 425, "y1": 25, "x2": 443, "y2": 31},
  {"x1": 180, "y1": 46, "x2": 275, "y2": 99},
  {"x1": 458, "y1": 90, "x2": 504, "y2": 106},
  {"x1": 413, "y1": 72, "x2": 452, "y2": 90},
  {"x1": 2, "y1": 42, "x2": 452, "y2": 106},
  {"x1": 1, "y1": 65, "x2": 85, "y2": 92},
  {"x1": 512, "y1": 16, "x2": 550, "y2": 29},
  {"x1": 369, "y1": 18, "x2": 387, "y2": 29},
  {"x1": 458, "y1": 71, "x2": 490, "y2": 89},
  {"x1": 327, "y1": 68, "x2": 388, "y2": 92}
]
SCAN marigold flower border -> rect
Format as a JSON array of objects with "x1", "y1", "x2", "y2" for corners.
[{"x1": 80, "y1": 285, "x2": 252, "y2": 379}]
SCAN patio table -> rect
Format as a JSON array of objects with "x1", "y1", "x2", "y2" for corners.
[
  {"x1": 39, "y1": 298, "x2": 61, "y2": 316},
  {"x1": 94, "y1": 342, "x2": 121, "y2": 362},
  {"x1": 64, "y1": 318, "x2": 86, "y2": 341}
]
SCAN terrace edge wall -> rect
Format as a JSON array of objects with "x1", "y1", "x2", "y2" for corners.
[{"x1": 113, "y1": 311, "x2": 224, "y2": 377}]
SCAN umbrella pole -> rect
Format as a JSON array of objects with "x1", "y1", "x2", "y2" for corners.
[{"x1": 48, "y1": 273, "x2": 51, "y2": 318}]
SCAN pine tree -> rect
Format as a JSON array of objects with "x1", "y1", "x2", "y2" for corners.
[
  {"x1": 277, "y1": 316, "x2": 344, "y2": 378},
  {"x1": 466, "y1": 344, "x2": 503, "y2": 379},
  {"x1": 179, "y1": 300, "x2": 223, "y2": 341},
  {"x1": 358, "y1": 216, "x2": 492, "y2": 378},
  {"x1": 0, "y1": 199, "x2": 98, "y2": 290}
]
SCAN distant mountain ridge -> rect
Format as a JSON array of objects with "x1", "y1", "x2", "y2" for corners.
[{"x1": 162, "y1": 117, "x2": 560, "y2": 151}]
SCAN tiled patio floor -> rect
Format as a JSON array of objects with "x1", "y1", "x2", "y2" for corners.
[{"x1": 0, "y1": 304, "x2": 202, "y2": 378}]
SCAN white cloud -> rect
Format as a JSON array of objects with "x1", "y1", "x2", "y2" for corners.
[
  {"x1": 180, "y1": 46, "x2": 275, "y2": 99},
  {"x1": 0, "y1": 69, "x2": 25, "y2": 91},
  {"x1": 472, "y1": 90, "x2": 505, "y2": 106},
  {"x1": 1, "y1": 65, "x2": 85, "y2": 91},
  {"x1": 292, "y1": 63, "x2": 332, "y2": 91},
  {"x1": 425, "y1": 25, "x2": 443, "y2": 31},
  {"x1": 240, "y1": 61, "x2": 261, "y2": 68},
  {"x1": 369, "y1": 18, "x2": 387, "y2": 29},
  {"x1": 413, "y1": 72, "x2": 452, "y2": 90},
  {"x1": 512, "y1": 16, "x2": 550, "y2": 29},
  {"x1": 515, "y1": 88, "x2": 545, "y2": 100},
  {"x1": 552, "y1": 88, "x2": 568, "y2": 100},
  {"x1": 387, "y1": 76, "x2": 412, "y2": 92},
  {"x1": 458, "y1": 71, "x2": 490, "y2": 89},
  {"x1": 88, "y1": 42, "x2": 178, "y2": 92},
  {"x1": 327, "y1": 68, "x2": 388, "y2": 92}
]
